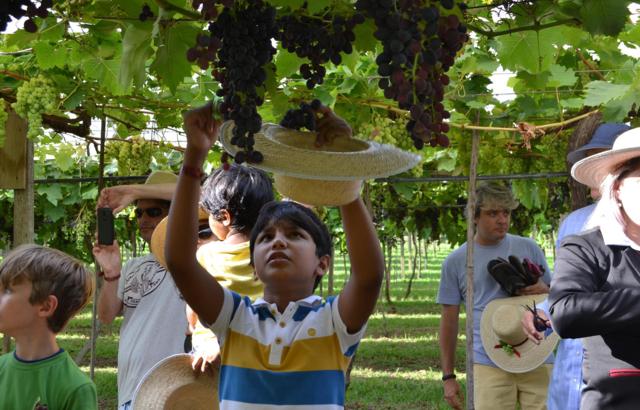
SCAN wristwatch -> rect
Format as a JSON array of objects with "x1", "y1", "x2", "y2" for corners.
[{"x1": 442, "y1": 373, "x2": 457, "y2": 381}]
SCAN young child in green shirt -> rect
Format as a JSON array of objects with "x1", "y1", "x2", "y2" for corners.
[{"x1": 0, "y1": 244, "x2": 97, "y2": 410}]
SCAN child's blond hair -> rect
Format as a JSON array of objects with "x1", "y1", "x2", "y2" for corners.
[{"x1": 0, "y1": 244, "x2": 94, "y2": 333}]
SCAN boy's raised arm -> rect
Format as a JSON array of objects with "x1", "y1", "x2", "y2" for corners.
[
  {"x1": 165, "y1": 103, "x2": 224, "y2": 326},
  {"x1": 338, "y1": 197, "x2": 384, "y2": 333}
]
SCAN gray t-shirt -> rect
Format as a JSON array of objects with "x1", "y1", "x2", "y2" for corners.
[
  {"x1": 436, "y1": 234, "x2": 552, "y2": 366},
  {"x1": 116, "y1": 254, "x2": 187, "y2": 406}
]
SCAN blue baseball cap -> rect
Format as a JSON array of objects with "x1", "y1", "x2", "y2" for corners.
[{"x1": 567, "y1": 123, "x2": 630, "y2": 164}]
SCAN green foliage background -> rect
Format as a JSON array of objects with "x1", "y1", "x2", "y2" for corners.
[{"x1": 2, "y1": 0, "x2": 640, "y2": 260}]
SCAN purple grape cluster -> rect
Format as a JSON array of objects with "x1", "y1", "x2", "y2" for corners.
[
  {"x1": 138, "y1": 4, "x2": 154, "y2": 22},
  {"x1": 355, "y1": 0, "x2": 468, "y2": 148},
  {"x1": 208, "y1": 0, "x2": 277, "y2": 164},
  {"x1": 275, "y1": 13, "x2": 364, "y2": 89},
  {"x1": 280, "y1": 99, "x2": 322, "y2": 131},
  {"x1": 1, "y1": 0, "x2": 52, "y2": 33}
]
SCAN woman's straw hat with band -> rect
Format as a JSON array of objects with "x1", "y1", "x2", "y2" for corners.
[
  {"x1": 132, "y1": 354, "x2": 219, "y2": 410},
  {"x1": 572, "y1": 127, "x2": 640, "y2": 189},
  {"x1": 481, "y1": 295, "x2": 559, "y2": 373},
  {"x1": 218, "y1": 121, "x2": 421, "y2": 206}
]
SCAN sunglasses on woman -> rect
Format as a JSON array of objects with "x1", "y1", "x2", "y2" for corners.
[
  {"x1": 134, "y1": 207, "x2": 164, "y2": 218},
  {"x1": 198, "y1": 225, "x2": 214, "y2": 240}
]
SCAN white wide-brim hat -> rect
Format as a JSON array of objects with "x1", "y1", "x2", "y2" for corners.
[
  {"x1": 218, "y1": 121, "x2": 421, "y2": 206},
  {"x1": 481, "y1": 295, "x2": 559, "y2": 374},
  {"x1": 572, "y1": 127, "x2": 640, "y2": 188},
  {"x1": 132, "y1": 354, "x2": 219, "y2": 410}
]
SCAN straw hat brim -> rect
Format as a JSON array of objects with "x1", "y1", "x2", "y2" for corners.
[
  {"x1": 132, "y1": 353, "x2": 219, "y2": 410},
  {"x1": 150, "y1": 208, "x2": 209, "y2": 269},
  {"x1": 481, "y1": 295, "x2": 559, "y2": 374},
  {"x1": 571, "y1": 147, "x2": 640, "y2": 188},
  {"x1": 218, "y1": 121, "x2": 422, "y2": 181}
]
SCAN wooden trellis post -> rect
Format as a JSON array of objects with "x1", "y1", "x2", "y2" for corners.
[
  {"x1": 464, "y1": 120, "x2": 481, "y2": 410},
  {"x1": 1, "y1": 108, "x2": 31, "y2": 354}
]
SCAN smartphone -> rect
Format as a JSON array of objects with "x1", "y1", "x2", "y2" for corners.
[{"x1": 97, "y1": 207, "x2": 115, "y2": 245}]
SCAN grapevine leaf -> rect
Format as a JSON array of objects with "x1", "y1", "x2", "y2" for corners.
[
  {"x1": 268, "y1": 0, "x2": 306, "y2": 9},
  {"x1": 81, "y1": 186, "x2": 99, "y2": 200},
  {"x1": 82, "y1": 57, "x2": 123, "y2": 95},
  {"x1": 42, "y1": 204, "x2": 65, "y2": 222},
  {"x1": 583, "y1": 81, "x2": 631, "y2": 106},
  {"x1": 38, "y1": 20, "x2": 65, "y2": 42},
  {"x1": 547, "y1": 65, "x2": 577, "y2": 87},
  {"x1": 150, "y1": 23, "x2": 200, "y2": 93},
  {"x1": 53, "y1": 147, "x2": 76, "y2": 172},
  {"x1": 37, "y1": 185, "x2": 63, "y2": 206},
  {"x1": 494, "y1": 27, "x2": 560, "y2": 74},
  {"x1": 264, "y1": 63, "x2": 289, "y2": 118},
  {"x1": 308, "y1": 0, "x2": 332, "y2": 14},
  {"x1": 602, "y1": 89, "x2": 636, "y2": 121},
  {"x1": 62, "y1": 87, "x2": 87, "y2": 111},
  {"x1": 394, "y1": 183, "x2": 416, "y2": 201},
  {"x1": 560, "y1": 97, "x2": 586, "y2": 109},
  {"x1": 313, "y1": 87, "x2": 336, "y2": 107},
  {"x1": 120, "y1": 24, "x2": 153, "y2": 90},
  {"x1": 338, "y1": 77, "x2": 359, "y2": 94},
  {"x1": 275, "y1": 50, "x2": 303, "y2": 78},
  {"x1": 353, "y1": 19, "x2": 378, "y2": 53},
  {"x1": 33, "y1": 42, "x2": 64, "y2": 70},
  {"x1": 579, "y1": 0, "x2": 630, "y2": 36}
]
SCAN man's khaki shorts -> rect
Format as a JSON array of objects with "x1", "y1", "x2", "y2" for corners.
[{"x1": 473, "y1": 364, "x2": 552, "y2": 410}]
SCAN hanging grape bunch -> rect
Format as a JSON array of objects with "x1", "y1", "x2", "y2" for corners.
[
  {"x1": 275, "y1": 12, "x2": 364, "y2": 89},
  {"x1": 280, "y1": 99, "x2": 323, "y2": 131},
  {"x1": 138, "y1": 4, "x2": 154, "y2": 22},
  {"x1": 355, "y1": 0, "x2": 468, "y2": 149},
  {"x1": 189, "y1": 0, "x2": 277, "y2": 164},
  {"x1": 0, "y1": 0, "x2": 53, "y2": 33},
  {"x1": 12, "y1": 75, "x2": 58, "y2": 140}
]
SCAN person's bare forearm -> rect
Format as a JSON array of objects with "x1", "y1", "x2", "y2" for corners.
[
  {"x1": 338, "y1": 197, "x2": 384, "y2": 332},
  {"x1": 165, "y1": 148, "x2": 223, "y2": 325},
  {"x1": 439, "y1": 305, "x2": 460, "y2": 374},
  {"x1": 97, "y1": 281, "x2": 122, "y2": 324}
]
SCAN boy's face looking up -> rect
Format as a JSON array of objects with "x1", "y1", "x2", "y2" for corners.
[
  {"x1": 253, "y1": 220, "x2": 329, "y2": 293},
  {"x1": 0, "y1": 279, "x2": 54, "y2": 338}
]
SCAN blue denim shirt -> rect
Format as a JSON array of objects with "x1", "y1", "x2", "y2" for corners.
[
  {"x1": 546, "y1": 203, "x2": 596, "y2": 410},
  {"x1": 539, "y1": 299, "x2": 583, "y2": 410}
]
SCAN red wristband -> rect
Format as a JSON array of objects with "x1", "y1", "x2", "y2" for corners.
[
  {"x1": 181, "y1": 165, "x2": 205, "y2": 179},
  {"x1": 98, "y1": 271, "x2": 121, "y2": 282}
]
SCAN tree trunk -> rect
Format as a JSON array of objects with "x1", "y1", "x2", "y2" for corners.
[
  {"x1": 567, "y1": 112, "x2": 602, "y2": 211},
  {"x1": 400, "y1": 235, "x2": 405, "y2": 280},
  {"x1": 403, "y1": 234, "x2": 420, "y2": 299},
  {"x1": 384, "y1": 241, "x2": 392, "y2": 304}
]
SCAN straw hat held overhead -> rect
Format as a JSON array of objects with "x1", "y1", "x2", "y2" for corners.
[
  {"x1": 218, "y1": 121, "x2": 421, "y2": 206},
  {"x1": 481, "y1": 295, "x2": 559, "y2": 374},
  {"x1": 572, "y1": 127, "x2": 640, "y2": 189}
]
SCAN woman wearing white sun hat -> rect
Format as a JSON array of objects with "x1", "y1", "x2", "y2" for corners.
[{"x1": 549, "y1": 127, "x2": 640, "y2": 410}]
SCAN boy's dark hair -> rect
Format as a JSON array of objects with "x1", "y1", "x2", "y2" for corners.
[
  {"x1": 0, "y1": 244, "x2": 94, "y2": 333},
  {"x1": 200, "y1": 164, "x2": 274, "y2": 233},
  {"x1": 250, "y1": 201, "x2": 332, "y2": 290}
]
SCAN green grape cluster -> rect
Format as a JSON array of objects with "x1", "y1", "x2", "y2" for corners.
[
  {"x1": 105, "y1": 135, "x2": 154, "y2": 175},
  {"x1": 0, "y1": 104, "x2": 8, "y2": 148},
  {"x1": 12, "y1": 75, "x2": 57, "y2": 140},
  {"x1": 356, "y1": 113, "x2": 423, "y2": 176}
]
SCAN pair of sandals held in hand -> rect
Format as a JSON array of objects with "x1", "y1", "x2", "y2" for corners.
[{"x1": 487, "y1": 255, "x2": 544, "y2": 296}]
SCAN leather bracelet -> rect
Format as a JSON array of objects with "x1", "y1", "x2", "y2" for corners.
[
  {"x1": 442, "y1": 373, "x2": 456, "y2": 381},
  {"x1": 97, "y1": 271, "x2": 121, "y2": 282},
  {"x1": 181, "y1": 165, "x2": 204, "y2": 179}
]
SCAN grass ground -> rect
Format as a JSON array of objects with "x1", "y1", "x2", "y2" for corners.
[{"x1": 3, "y1": 244, "x2": 554, "y2": 409}]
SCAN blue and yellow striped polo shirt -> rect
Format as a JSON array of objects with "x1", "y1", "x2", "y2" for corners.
[{"x1": 210, "y1": 289, "x2": 366, "y2": 409}]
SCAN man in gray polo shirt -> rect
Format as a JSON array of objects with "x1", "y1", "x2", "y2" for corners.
[
  {"x1": 437, "y1": 182, "x2": 552, "y2": 410},
  {"x1": 92, "y1": 171, "x2": 188, "y2": 410}
]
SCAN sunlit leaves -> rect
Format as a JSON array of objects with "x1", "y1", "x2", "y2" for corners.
[
  {"x1": 579, "y1": 0, "x2": 630, "y2": 37},
  {"x1": 120, "y1": 24, "x2": 153, "y2": 90},
  {"x1": 494, "y1": 27, "x2": 561, "y2": 74},
  {"x1": 583, "y1": 81, "x2": 631, "y2": 106}
]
